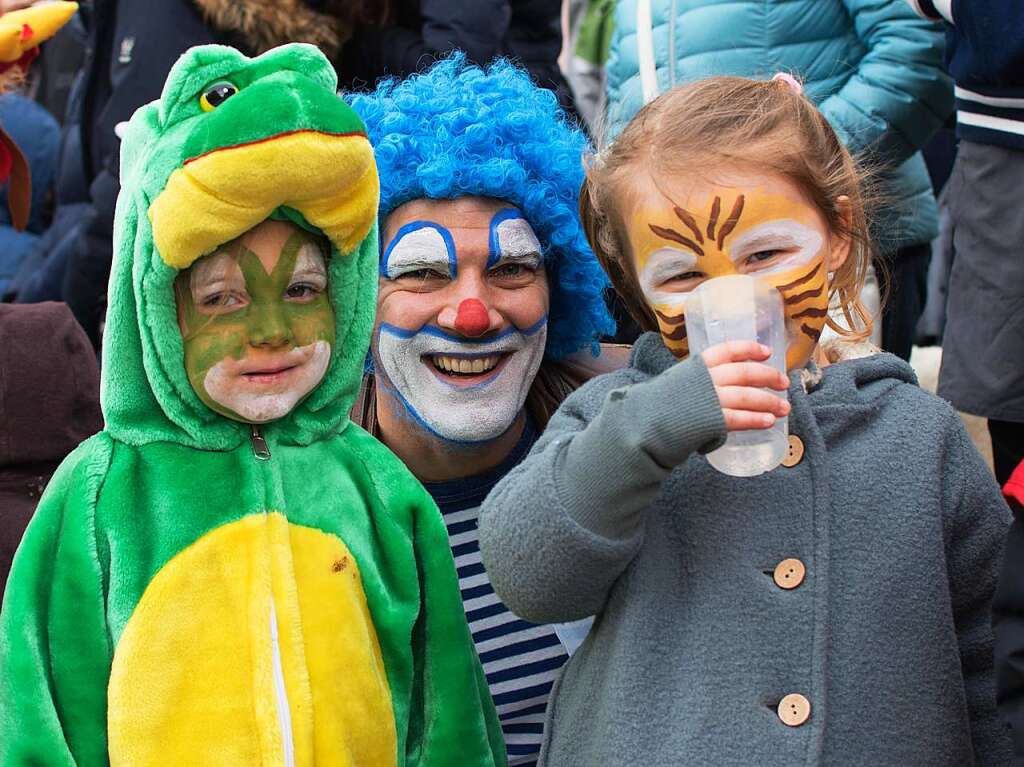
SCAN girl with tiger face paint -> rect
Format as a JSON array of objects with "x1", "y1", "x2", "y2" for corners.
[
  {"x1": 479, "y1": 75, "x2": 1014, "y2": 766},
  {"x1": 580, "y1": 75, "x2": 874, "y2": 380},
  {"x1": 630, "y1": 167, "x2": 851, "y2": 370}
]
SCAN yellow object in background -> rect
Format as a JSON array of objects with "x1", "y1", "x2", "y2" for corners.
[{"x1": 0, "y1": 1, "x2": 78, "y2": 63}]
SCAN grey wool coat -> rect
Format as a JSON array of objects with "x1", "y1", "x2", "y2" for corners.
[{"x1": 478, "y1": 332, "x2": 1014, "y2": 766}]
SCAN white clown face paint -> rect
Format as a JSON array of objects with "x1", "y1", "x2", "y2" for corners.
[
  {"x1": 375, "y1": 197, "x2": 550, "y2": 443},
  {"x1": 376, "y1": 321, "x2": 547, "y2": 442}
]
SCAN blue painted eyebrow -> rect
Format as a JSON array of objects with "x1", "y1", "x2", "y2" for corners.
[
  {"x1": 487, "y1": 207, "x2": 531, "y2": 268},
  {"x1": 380, "y1": 221, "x2": 458, "y2": 278}
]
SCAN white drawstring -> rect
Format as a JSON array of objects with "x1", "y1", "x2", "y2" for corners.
[{"x1": 636, "y1": 0, "x2": 659, "y2": 104}]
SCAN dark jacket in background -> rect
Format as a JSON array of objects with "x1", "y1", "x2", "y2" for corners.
[
  {"x1": 0, "y1": 95, "x2": 60, "y2": 297},
  {"x1": 910, "y1": 0, "x2": 1024, "y2": 150},
  {"x1": 31, "y1": 13, "x2": 89, "y2": 126},
  {"x1": 10, "y1": 0, "x2": 222, "y2": 345},
  {"x1": 0, "y1": 302, "x2": 102, "y2": 596},
  {"x1": 338, "y1": 0, "x2": 576, "y2": 115}
]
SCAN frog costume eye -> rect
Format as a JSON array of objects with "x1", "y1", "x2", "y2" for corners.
[{"x1": 199, "y1": 82, "x2": 239, "y2": 112}]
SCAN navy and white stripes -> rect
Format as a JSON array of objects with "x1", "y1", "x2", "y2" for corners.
[
  {"x1": 423, "y1": 419, "x2": 568, "y2": 766},
  {"x1": 906, "y1": 0, "x2": 1024, "y2": 150},
  {"x1": 955, "y1": 87, "x2": 1024, "y2": 150},
  {"x1": 445, "y1": 503, "x2": 569, "y2": 765}
]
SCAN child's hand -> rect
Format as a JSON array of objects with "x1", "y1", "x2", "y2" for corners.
[{"x1": 701, "y1": 341, "x2": 791, "y2": 432}]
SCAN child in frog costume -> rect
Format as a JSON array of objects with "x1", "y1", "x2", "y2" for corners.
[{"x1": 0, "y1": 43, "x2": 505, "y2": 767}]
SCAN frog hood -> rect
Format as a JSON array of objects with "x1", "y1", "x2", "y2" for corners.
[{"x1": 104, "y1": 43, "x2": 379, "y2": 451}]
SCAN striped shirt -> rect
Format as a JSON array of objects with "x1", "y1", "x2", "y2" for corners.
[{"x1": 424, "y1": 420, "x2": 568, "y2": 767}]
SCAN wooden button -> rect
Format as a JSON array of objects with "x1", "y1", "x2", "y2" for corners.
[
  {"x1": 773, "y1": 558, "x2": 806, "y2": 590},
  {"x1": 778, "y1": 693, "x2": 811, "y2": 726},
  {"x1": 781, "y1": 434, "x2": 804, "y2": 467}
]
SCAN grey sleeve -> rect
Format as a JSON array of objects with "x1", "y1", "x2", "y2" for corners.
[
  {"x1": 478, "y1": 356, "x2": 725, "y2": 624},
  {"x1": 942, "y1": 415, "x2": 1016, "y2": 764}
]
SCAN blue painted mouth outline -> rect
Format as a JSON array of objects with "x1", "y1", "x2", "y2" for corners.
[
  {"x1": 378, "y1": 314, "x2": 548, "y2": 343},
  {"x1": 373, "y1": 314, "x2": 549, "y2": 445}
]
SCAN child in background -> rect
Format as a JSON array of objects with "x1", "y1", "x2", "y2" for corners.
[{"x1": 478, "y1": 76, "x2": 1013, "y2": 765}]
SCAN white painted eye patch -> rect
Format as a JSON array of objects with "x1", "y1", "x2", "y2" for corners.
[
  {"x1": 291, "y1": 242, "x2": 328, "y2": 290},
  {"x1": 190, "y1": 250, "x2": 245, "y2": 305},
  {"x1": 727, "y1": 220, "x2": 824, "y2": 275},
  {"x1": 639, "y1": 247, "x2": 698, "y2": 306},
  {"x1": 491, "y1": 216, "x2": 542, "y2": 268},
  {"x1": 381, "y1": 223, "x2": 456, "y2": 280}
]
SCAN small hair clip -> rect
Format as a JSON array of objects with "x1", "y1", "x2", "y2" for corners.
[{"x1": 772, "y1": 72, "x2": 804, "y2": 96}]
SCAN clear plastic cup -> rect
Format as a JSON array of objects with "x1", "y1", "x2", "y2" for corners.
[{"x1": 684, "y1": 274, "x2": 788, "y2": 477}]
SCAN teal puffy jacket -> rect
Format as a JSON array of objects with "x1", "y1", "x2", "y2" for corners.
[{"x1": 605, "y1": 0, "x2": 952, "y2": 250}]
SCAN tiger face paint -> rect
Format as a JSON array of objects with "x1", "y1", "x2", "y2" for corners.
[
  {"x1": 175, "y1": 219, "x2": 335, "y2": 423},
  {"x1": 626, "y1": 170, "x2": 848, "y2": 370}
]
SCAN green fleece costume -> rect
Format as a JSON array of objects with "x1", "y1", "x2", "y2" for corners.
[{"x1": 0, "y1": 43, "x2": 505, "y2": 767}]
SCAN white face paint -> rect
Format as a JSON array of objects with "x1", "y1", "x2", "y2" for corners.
[
  {"x1": 639, "y1": 247, "x2": 697, "y2": 308},
  {"x1": 726, "y1": 220, "x2": 823, "y2": 275},
  {"x1": 376, "y1": 321, "x2": 547, "y2": 443},
  {"x1": 375, "y1": 208, "x2": 549, "y2": 443},
  {"x1": 381, "y1": 223, "x2": 455, "y2": 279},
  {"x1": 203, "y1": 340, "x2": 332, "y2": 423},
  {"x1": 493, "y1": 216, "x2": 542, "y2": 265}
]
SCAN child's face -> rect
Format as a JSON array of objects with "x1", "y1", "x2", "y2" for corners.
[
  {"x1": 623, "y1": 167, "x2": 850, "y2": 370},
  {"x1": 175, "y1": 219, "x2": 335, "y2": 423}
]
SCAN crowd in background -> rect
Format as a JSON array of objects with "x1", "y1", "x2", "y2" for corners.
[{"x1": 0, "y1": 0, "x2": 1022, "y2": 763}]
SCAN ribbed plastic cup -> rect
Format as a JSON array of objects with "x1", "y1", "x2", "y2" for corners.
[{"x1": 684, "y1": 275, "x2": 788, "y2": 477}]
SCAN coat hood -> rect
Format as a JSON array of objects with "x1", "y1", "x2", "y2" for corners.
[
  {"x1": 193, "y1": 0, "x2": 384, "y2": 59},
  {"x1": 192, "y1": 0, "x2": 342, "y2": 57},
  {"x1": 104, "y1": 43, "x2": 379, "y2": 451},
  {"x1": 0, "y1": 302, "x2": 102, "y2": 466}
]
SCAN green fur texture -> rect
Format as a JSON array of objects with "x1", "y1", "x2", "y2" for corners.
[{"x1": 0, "y1": 43, "x2": 505, "y2": 766}]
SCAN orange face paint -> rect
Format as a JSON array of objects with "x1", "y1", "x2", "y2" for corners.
[{"x1": 629, "y1": 180, "x2": 832, "y2": 370}]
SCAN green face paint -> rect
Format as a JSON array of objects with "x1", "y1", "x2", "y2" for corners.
[{"x1": 175, "y1": 220, "x2": 336, "y2": 423}]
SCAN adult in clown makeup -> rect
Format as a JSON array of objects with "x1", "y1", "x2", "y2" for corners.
[{"x1": 349, "y1": 55, "x2": 620, "y2": 767}]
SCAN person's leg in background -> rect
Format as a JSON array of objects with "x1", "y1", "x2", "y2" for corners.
[
  {"x1": 876, "y1": 243, "x2": 932, "y2": 361},
  {"x1": 989, "y1": 420, "x2": 1024, "y2": 487},
  {"x1": 938, "y1": 141, "x2": 1024, "y2": 472}
]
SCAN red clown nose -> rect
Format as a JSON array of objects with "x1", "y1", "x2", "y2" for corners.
[{"x1": 454, "y1": 298, "x2": 490, "y2": 337}]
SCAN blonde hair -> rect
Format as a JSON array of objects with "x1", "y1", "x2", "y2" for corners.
[{"x1": 581, "y1": 76, "x2": 876, "y2": 340}]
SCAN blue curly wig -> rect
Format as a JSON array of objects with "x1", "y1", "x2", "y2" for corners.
[{"x1": 347, "y1": 54, "x2": 615, "y2": 360}]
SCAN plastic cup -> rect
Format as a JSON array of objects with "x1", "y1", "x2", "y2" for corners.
[{"x1": 684, "y1": 274, "x2": 788, "y2": 477}]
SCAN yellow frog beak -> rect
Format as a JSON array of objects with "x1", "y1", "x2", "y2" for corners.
[
  {"x1": 149, "y1": 130, "x2": 379, "y2": 269},
  {"x1": 0, "y1": 2, "x2": 78, "y2": 63}
]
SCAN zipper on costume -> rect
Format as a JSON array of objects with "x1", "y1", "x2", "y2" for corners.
[
  {"x1": 250, "y1": 425, "x2": 272, "y2": 461},
  {"x1": 269, "y1": 600, "x2": 296, "y2": 767}
]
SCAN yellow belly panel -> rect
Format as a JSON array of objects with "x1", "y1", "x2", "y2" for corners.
[{"x1": 107, "y1": 512, "x2": 398, "y2": 767}]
